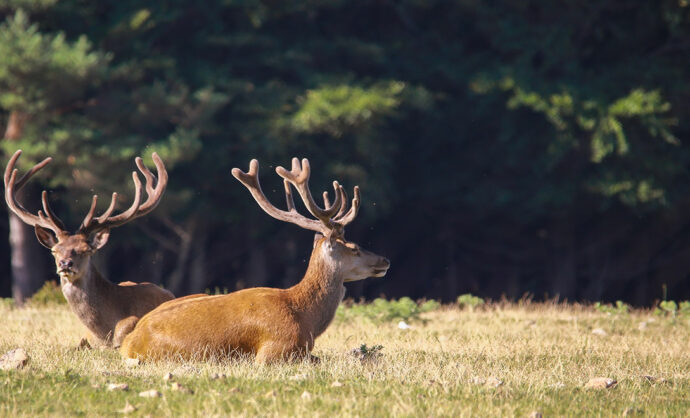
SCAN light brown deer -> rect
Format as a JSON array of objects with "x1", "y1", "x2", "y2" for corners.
[
  {"x1": 4, "y1": 150, "x2": 174, "y2": 347},
  {"x1": 120, "y1": 157, "x2": 390, "y2": 363}
]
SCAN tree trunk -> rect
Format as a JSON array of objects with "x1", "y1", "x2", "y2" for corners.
[
  {"x1": 9, "y1": 211, "x2": 47, "y2": 303},
  {"x1": 4, "y1": 110, "x2": 48, "y2": 304},
  {"x1": 188, "y1": 236, "x2": 208, "y2": 293},
  {"x1": 166, "y1": 218, "x2": 195, "y2": 295}
]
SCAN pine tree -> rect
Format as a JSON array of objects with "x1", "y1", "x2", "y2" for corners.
[{"x1": 0, "y1": 6, "x2": 108, "y2": 303}]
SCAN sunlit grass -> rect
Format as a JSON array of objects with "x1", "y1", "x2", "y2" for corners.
[{"x1": 1, "y1": 301, "x2": 688, "y2": 416}]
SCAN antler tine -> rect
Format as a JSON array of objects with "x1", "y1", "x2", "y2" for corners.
[
  {"x1": 334, "y1": 186, "x2": 361, "y2": 227},
  {"x1": 80, "y1": 153, "x2": 167, "y2": 234},
  {"x1": 322, "y1": 191, "x2": 331, "y2": 209},
  {"x1": 4, "y1": 150, "x2": 65, "y2": 235},
  {"x1": 95, "y1": 193, "x2": 118, "y2": 224},
  {"x1": 79, "y1": 195, "x2": 99, "y2": 230},
  {"x1": 284, "y1": 180, "x2": 296, "y2": 212},
  {"x1": 232, "y1": 159, "x2": 327, "y2": 234},
  {"x1": 333, "y1": 185, "x2": 349, "y2": 220},
  {"x1": 87, "y1": 172, "x2": 142, "y2": 231},
  {"x1": 135, "y1": 157, "x2": 156, "y2": 196},
  {"x1": 41, "y1": 190, "x2": 66, "y2": 230},
  {"x1": 275, "y1": 158, "x2": 343, "y2": 226},
  {"x1": 14, "y1": 158, "x2": 52, "y2": 191},
  {"x1": 135, "y1": 153, "x2": 167, "y2": 213},
  {"x1": 3, "y1": 150, "x2": 21, "y2": 187}
]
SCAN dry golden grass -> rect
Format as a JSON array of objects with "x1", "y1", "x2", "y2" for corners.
[{"x1": 0, "y1": 301, "x2": 688, "y2": 416}]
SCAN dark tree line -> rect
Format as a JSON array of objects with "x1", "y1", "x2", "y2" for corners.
[{"x1": 1, "y1": 0, "x2": 690, "y2": 305}]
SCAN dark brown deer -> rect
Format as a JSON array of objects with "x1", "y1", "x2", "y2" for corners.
[
  {"x1": 121, "y1": 158, "x2": 389, "y2": 363},
  {"x1": 4, "y1": 150, "x2": 174, "y2": 347}
]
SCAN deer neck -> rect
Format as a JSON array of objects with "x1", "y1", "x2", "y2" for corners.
[
  {"x1": 60, "y1": 260, "x2": 117, "y2": 340},
  {"x1": 288, "y1": 244, "x2": 345, "y2": 338}
]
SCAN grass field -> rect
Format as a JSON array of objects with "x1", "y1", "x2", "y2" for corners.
[{"x1": 0, "y1": 299, "x2": 689, "y2": 417}]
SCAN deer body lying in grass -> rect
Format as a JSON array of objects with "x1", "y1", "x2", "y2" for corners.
[
  {"x1": 121, "y1": 158, "x2": 390, "y2": 363},
  {"x1": 4, "y1": 150, "x2": 174, "y2": 347}
]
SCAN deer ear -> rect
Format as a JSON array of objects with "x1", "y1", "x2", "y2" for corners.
[
  {"x1": 89, "y1": 229, "x2": 111, "y2": 250},
  {"x1": 34, "y1": 226, "x2": 58, "y2": 249},
  {"x1": 313, "y1": 233, "x2": 324, "y2": 249}
]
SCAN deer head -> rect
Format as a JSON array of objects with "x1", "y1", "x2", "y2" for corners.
[
  {"x1": 4, "y1": 150, "x2": 167, "y2": 283},
  {"x1": 232, "y1": 158, "x2": 389, "y2": 282}
]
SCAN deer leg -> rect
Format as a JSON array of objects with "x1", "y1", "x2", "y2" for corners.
[
  {"x1": 256, "y1": 343, "x2": 318, "y2": 365},
  {"x1": 255, "y1": 341, "x2": 298, "y2": 365},
  {"x1": 113, "y1": 316, "x2": 139, "y2": 348}
]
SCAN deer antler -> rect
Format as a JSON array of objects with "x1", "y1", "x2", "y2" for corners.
[
  {"x1": 3, "y1": 150, "x2": 167, "y2": 236},
  {"x1": 276, "y1": 158, "x2": 342, "y2": 227},
  {"x1": 79, "y1": 153, "x2": 168, "y2": 234},
  {"x1": 4, "y1": 150, "x2": 66, "y2": 235},
  {"x1": 232, "y1": 158, "x2": 361, "y2": 236}
]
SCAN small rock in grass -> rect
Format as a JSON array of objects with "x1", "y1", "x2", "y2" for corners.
[
  {"x1": 107, "y1": 383, "x2": 129, "y2": 391},
  {"x1": 398, "y1": 321, "x2": 411, "y2": 330},
  {"x1": 637, "y1": 322, "x2": 648, "y2": 331},
  {"x1": 591, "y1": 328, "x2": 608, "y2": 336},
  {"x1": 301, "y1": 390, "x2": 312, "y2": 400},
  {"x1": 0, "y1": 348, "x2": 29, "y2": 370},
  {"x1": 162, "y1": 372, "x2": 174, "y2": 382},
  {"x1": 486, "y1": 377, "x2": 504, "y2": 388},
  {"x1": 171, "y1": 382, "x2": 193, "y2": 394},
  {"x1": 139, "y1": 389, "x2": 162, "y2": 398},
  {"x1": 585, "y1": 377, "x2": 617, "y2": 389},
  {"x1": 120, "y1": 402, "x2": 137, "y2": 414},
  {"x1": 331, "y1": 380, "x2": 344, "y2": 388},
  {"x1": 529, "y1": 412, "x2": 543, "y2": 418},
  {"x1": 124, "y1": 358, "x2": 140, "y2": 367}
]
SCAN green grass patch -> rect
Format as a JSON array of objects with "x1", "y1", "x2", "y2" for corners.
[{"x1": 1, "y1": 301, "x2": 689, "y2": 416}]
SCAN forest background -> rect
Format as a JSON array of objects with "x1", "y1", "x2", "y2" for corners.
[{"x1": 1, "y1": 0, "x2": 690, "y2": 305}]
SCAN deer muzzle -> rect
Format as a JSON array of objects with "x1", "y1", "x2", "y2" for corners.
[
  {"x1": 371, "y1": 257, "x2": 390, "y2": 277},
  {"x1": 57, "y1": 260, "x2": 77, "y2": 281}
]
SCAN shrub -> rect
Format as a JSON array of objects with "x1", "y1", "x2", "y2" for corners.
[
  {"x1": 0, "y1": 298, "x2": 15, "y2": 309},
  {"x1": 654, "y1": 300, "x2": 690, "y2": 317},
  {"x1": 27, "y1": 281, "x2": 66, "y2": 306},
  {"x1": 337, "y1": 297, "x2": 442, "y2": 323},
  {"x1": 594, "y1": 300, "x2": 630, "y2": 314},
  {"x1": 680, "y1": 301, "x2": 690, "y2": 315},
  {"x1": 457, "y1": 294, "x2": 485, "y2": 311},
  {"x1": 419, "y1": 299, "x2": 441, "y2": 313}
]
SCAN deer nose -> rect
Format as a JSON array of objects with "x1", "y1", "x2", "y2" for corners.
[{"x1": 59, "y1": 259, "x2": 73, "y2": 269}]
